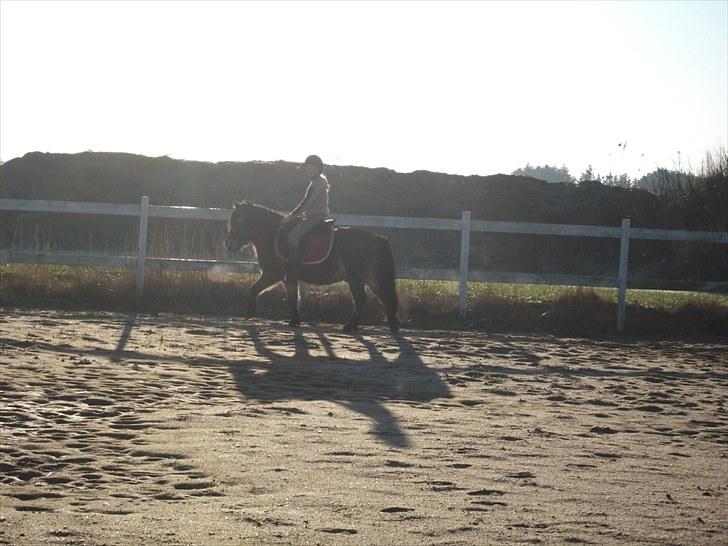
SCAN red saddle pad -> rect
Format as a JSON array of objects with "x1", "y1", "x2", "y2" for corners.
[{"x1": 301, "y1": 229, "x2": 335, "y2": 264}]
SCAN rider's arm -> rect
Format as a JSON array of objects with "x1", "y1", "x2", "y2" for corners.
[{"x1": 286, "y1": 184, "x2": 313, "y2": 219}]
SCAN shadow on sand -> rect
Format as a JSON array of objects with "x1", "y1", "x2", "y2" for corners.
[{"x1": 226, "y1": 324, "x2": 453, "y2": 448}]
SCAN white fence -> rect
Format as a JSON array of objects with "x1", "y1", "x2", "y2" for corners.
[{"x1": 1, "y1": 197, "x2": 727, "y2": 331}]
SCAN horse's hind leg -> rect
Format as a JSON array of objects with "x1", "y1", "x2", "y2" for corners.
[
  {"x1": 366, "y1": 277, "x2": 400, "y2": 335},
  {"x1": 284, "y1": 280, "x2": 301, "y2": 328},
  {"x1": 344, "y1": 277, "x2": 367, "y2": 334}
]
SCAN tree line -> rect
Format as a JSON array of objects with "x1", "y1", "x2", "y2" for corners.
[{"x1": 1, "y1": 150, "x2": 725, "y2": 283}]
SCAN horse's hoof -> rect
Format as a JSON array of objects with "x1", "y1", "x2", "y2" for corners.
[
  {"x1": 342, "y1": 324, "x2": 358, "y2": 334},
  {"x1": 288, "y1": 319, "x2": 301, "y2": 328}
]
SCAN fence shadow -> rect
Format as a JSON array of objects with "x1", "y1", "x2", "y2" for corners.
[{"x1": 112, "y1": 312, "x2": 137, "y2": 360}]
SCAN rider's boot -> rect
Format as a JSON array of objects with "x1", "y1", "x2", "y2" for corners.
[{"x1": 285, "y1": 246, "x2": 302, "y2": 283}]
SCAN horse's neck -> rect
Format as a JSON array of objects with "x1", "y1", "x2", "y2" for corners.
[{"x1": 249, "y1": 210, "x2": 281, "y2": 263}]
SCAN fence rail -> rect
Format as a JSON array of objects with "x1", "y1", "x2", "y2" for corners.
[{"x1": 2, "y1": 197, "x2": 727, "y2": 331}]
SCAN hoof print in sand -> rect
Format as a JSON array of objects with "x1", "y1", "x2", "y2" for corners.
[
  {"x1": 319, "y1": 528, "x2": 358, "y2": 534},
  {"x1": 468, "y1": 488, "x2": 506, "y2": 496}
]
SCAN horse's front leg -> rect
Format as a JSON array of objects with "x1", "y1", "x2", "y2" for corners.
[
  {"x1": 284, "y1": 280, "x2": 301, "y2": 327},
  {"x1": 246, "y1": 273, "x2": 279, "y2": 317}
]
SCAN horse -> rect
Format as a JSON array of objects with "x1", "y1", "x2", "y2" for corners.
[{"x1": 225, "y1": 201, "x2": 400, "y2": 334}]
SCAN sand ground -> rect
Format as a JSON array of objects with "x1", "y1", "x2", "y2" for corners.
[{"x1": 1, "y1": 308, "x2": 727, "y2": 545}]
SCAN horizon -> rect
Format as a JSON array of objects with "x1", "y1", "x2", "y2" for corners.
[
  {"x1": 1, "y1": 0, "x2": 726, "y2": 180},
  {"x1": 3, "y1": 148, "x2": 721, "y2": 183}
]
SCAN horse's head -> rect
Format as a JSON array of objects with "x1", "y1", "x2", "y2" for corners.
[
  {"x1": 225, "y1": 200, "x2": 284, "y2": 253},
  {"x1": 225, "y1": 201, "x2": 252, "y2": 252}
]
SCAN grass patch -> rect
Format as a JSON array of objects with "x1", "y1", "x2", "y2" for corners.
[{"x1": 1, "y1": 264, "x2": 726, "y2": 338}]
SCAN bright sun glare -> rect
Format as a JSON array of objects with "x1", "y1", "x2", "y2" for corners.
[{"x1": 1, "y1": 0, "x2": 726, "y2": 179}]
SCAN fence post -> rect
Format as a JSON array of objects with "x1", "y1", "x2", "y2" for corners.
[
  {"x1": 136, "y1": 196, "x2": 150, "y2": 298},
  {"x1": 459, "y1": 211, "x2": 471, "y2": 319},
  {"x1": 617, "y1": 217, "x2": 631, "y2": 332}
]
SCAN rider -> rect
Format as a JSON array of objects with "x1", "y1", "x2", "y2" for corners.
[{"x1": 283, "y1": 154, "x2": 330, "y2": 281}]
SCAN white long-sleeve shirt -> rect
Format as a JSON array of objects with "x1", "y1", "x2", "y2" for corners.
[{"x1": 301, "y1": 174, "x2": 330, "y2": 218}]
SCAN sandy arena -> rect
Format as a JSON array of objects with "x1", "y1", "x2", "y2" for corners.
[{"x1": 1, "y1": 308, "x2": 726, "y2": 545}]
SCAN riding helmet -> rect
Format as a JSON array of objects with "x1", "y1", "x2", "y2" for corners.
[{"x1": 304, "y1": 154, "x2": 324, "y2": 173}]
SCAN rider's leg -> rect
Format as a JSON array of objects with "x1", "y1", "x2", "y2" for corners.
[
  {"x1": 285, "y1": 218, "x2": 318, "y2": 282},
  {"x1": 287, "y1": 245, "x2": 302, "y2": 282}
]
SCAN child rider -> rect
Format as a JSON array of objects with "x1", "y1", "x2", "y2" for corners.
[{"x1": 283, "y1": 154, "x2": 330, "y2": 281}]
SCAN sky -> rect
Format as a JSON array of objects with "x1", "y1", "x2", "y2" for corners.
[{"x1": 1, "y1": 0, "x2": 726, "y2": 180}]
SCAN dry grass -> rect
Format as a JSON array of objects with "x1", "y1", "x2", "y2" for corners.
[{"x1": 1, "y1": 264, "x2": 726, "y2": 338}]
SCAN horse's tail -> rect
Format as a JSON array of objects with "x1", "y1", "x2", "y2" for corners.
[{"x1": 375, "y1": 236, "x2": 400, "y2": 334}]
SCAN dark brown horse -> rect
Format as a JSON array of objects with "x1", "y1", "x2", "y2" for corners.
[{"x1": 225, "y1": 201, "x2": 400, "y2": 334}]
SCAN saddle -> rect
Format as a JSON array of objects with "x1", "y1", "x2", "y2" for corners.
[{"x1": 274, "y1": 218, "x2": 336, "y2": 265}]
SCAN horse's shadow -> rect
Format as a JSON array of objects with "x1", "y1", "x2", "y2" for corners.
[{"x1": 227, "y1": 324, "x2": 452, "y2": 448}]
